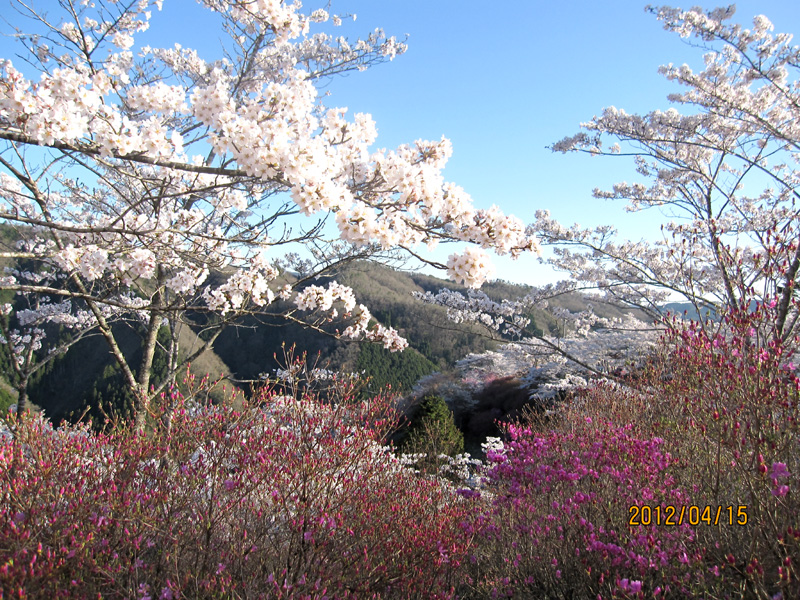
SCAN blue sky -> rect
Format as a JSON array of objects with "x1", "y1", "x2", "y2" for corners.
[{"x1": 3, "y1": 1, "x2": 800, "y2": 287}]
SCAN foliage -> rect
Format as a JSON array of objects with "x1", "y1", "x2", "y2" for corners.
[
  {"x1": 336, "y1": 262, "x2": 501, "y2": 369},
  {"x1": 399, "y1": 394, "x2": 464, "y2": 477},
  {"x1": 0, "y1": 385, "x2": 14, "y2": 414},
  {"x1": 356, "y1": 343, "x2": 437, "y2": 398},
  {"x1": 0, "y1": 383, "x2": 472, "y2": 599},
  {"x1": 24, "y1": 324, "x2": 171, "y2": 425}
]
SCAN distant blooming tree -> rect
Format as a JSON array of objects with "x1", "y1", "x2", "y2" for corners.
[
  {"x1": 0, "y1": 0, "x2": 539, "y2": 427},
  {"x1": 415, "y1": 283, "x2": 659, "y2": 380}
]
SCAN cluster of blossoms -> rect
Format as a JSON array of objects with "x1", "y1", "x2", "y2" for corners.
[
  {"x1": 342, "y1": 304, "x2": 408, "y2": 352},
  {"x1": 770, "y1": 461, "x2": 791, "y2": 498},
  {"x1": 272, "y1": 365, "x2": 361, "y2": 384},
  {"x1": 202, "y1": 253, "x2": 278, "y2": 314},
  {"x1": 463, "y1": 419, "x2": 703, "y2": 598},
  {"x1": 290, "y1": 281, "x2": 406, "y2": 350},
  {"x1": 221, "y1": 0, "x2": 309, "y2": 44},
  {"x1": 1, "y1": 328, "x2": 44, "y2": 363},
  {"x1": 414, "y1": 288, "x2": 530, "y2": 335},
  {"x1": 293, "y1": 281, "x2": 356, "y2": 314},
  {"x1": 15, "y1": 300, "x2": 94, "y2": 330},
  {"x1": 446, "y1": 247, "x2": 496, "y2": 289}
]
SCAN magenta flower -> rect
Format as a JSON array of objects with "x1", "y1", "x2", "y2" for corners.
[
  {"x1": 770, "y1": 462, "x2": 790, "y2": 479},
  {"x1": 772, "y1": 485, "x2": 789, "y2": 497}
]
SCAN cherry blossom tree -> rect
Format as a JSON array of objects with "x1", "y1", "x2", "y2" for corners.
[
  {"x1": 541, "y1": 4, "x2": 800, "y2": 342},
  {"x1": 0, "y1": 0, "x2": 539, "y2": 429},
  {"x1": 419, "y1": 5, "x2": 800, "y2": 385},
  {"x1": 414, "y1": 283, "x2": 659, "y2": 382}
]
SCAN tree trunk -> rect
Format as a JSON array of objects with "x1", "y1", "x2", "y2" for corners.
[
  {"x1": 133, "y1": 268, "x2": 166, "y2": 433},
  {"x1": 14, "y1": 375, "x2": 29, "y2": 418}
]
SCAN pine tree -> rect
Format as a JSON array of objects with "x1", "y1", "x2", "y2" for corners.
[{"x1": 400, "y1": 395, "x2": 464, "y2": 476}]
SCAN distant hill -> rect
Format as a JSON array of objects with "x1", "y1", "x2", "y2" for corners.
[
  {"x1": 25, "y1": 319, "x2": 233, "y2": 425},
  {"x1": 661, "y1": 301, "x2": 726, "y2": 322}
]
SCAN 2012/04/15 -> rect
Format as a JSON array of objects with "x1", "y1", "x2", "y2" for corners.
[{"x1": 629, "y1": 505, "x2": 748, "y2": 526}]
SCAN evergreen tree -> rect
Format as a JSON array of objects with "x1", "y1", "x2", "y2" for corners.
[{"x1": 400, "y1": 394, "x2": 465, "y2": 477}]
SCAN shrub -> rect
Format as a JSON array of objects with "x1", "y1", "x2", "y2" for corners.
[
  {"x1": 0, "y1": 384, "x2": 472, "y2": 599},
  {"x1": 404, "y1": 395, "x2": 465, "y2": 453},
  {"x1": 399, "y1": 394, "x2": 465, "y2": 478},
  {"x1": 461, "y1": 300, "x2": 800, "y2": 599},
  {"x1": 643, "y1": 304, "x2": 800, "y2": 599},
  {"x1": 463, "y1": 419, "x2": 702, "y2": 598}
]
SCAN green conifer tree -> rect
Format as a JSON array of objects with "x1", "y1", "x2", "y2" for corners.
[{"x1": 400, "y1": 394, "x2": 464, "y2": 477}]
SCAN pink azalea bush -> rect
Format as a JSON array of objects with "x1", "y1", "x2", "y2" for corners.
[
  {"x1": 462, "y1": 299, "x2": 800, "y2": 599},
  {"x1": 646, "y1": 302, "x2": 800, "y2": 599},
  {"x1": 462, "y1": 418, "x2": 703, "y2": 598},
  {"x1": 1, "y1": 384, "x2": 472, "y2": 599}
]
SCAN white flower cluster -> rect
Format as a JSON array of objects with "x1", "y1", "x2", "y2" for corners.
[
  {"x1": 54, "y1": 244, "x2": 110, "y2": 281},
  {"x1": 8, "y1": 328, "x2": 44, "y2": 363},
  {"x1": 222, "y1": 0, "x2": 308, "y2": 44},
  {"x1": 114, "y1": 248, "x2": 157, "y2": 284},
  {"x1": 271, "y1": 366, "x2": 358, "y2": 384},
  {"x1": 363, "y1": 321, "x2": 408, "y2": 352},
  {"x1": 294, "y1": 281, "x2": 356, "y2": 314},
  {"x1": 290, "y1": 283, "x2": 407, "y2": 352},
  {"x1": 168, "y1": 266, "x2": 210, "y2": 295},
  {"x1": 446, "y1": 247, "x2": 496, "y2": 289},
  {"x1": 0, "y1": 61, "x2": 184, "y2": 160},
  {"x1": 414, "y1": 288, "x2": 530, "y2": 336},
  {"x1": 482, "y1": 436, "x2": 505, "y2": 456},
  {"x1": 456, "y1": 343, "x2": 538, "y2": 387},
  {"x1": 15, "y1": 301, "x2": 94, "y2": 330},
  {"x1": 438, "y1": 452, "x2": 483, "y2": 483},
  {"x1": 126, "y1": 82, "x2": 186, "y2": 113},
  {"x1": 520, "y1": 365, "x2": 589, "y2": 401},
  {"x1": 340, "y1": 304, "x2": 408, "y2": 352},
  {"x1": 550, "y1": 304, "x2": 618, "y2": 337},
  {"x1": 203, "y1": 255, "x2": 278, "y2": 315}
]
